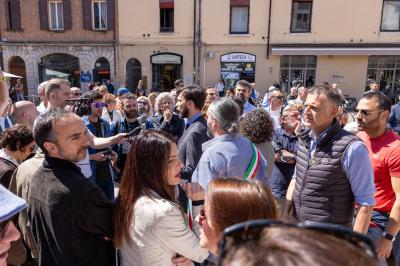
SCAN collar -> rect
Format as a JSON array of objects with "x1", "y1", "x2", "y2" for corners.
[
  {"x1": 0, "y1": 149, "x2": 19, "y2": 166},
  {"x1": 43, "y1": 155, "x2": 82, "y2": 174},
  {"x1": 187, "y1": 112, "x2": 202, "y2": 126},
  {"x1": 202, "y1": 133, "x2": 241, "y2": 152}
]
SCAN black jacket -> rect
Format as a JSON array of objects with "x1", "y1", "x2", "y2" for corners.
[
  {"x1": 152, "y1": 113, "x2": 185, "y2": 140},
  {"x1": 28, "y1": 156, "x2": 115, "y2": 266}
]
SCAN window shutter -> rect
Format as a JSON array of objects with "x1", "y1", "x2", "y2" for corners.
[
  {"x1": 63, "y1": 0, "x2": 72, "y2": 30},
  {"x1": 5, "y1": 0, "x2": 11, "y2": 30},
  {"x1": 160, "y1": 0, "x2": 174, "y2": 9},
  {"x1": 230, "y1": 0, "x2": 250, "y2": 6},
  {"x1": 107, "y1": 0, "x2": 115, "y2": 30},
  {"x1": 10, "y1": 0, "x2": 22, "y2": 31},
  {"x1": 39, "y1": 0, "x2": 49, "y2": 30},
  {"x1": 82, "y1": 0, "x2": 92, "y2": 30}
]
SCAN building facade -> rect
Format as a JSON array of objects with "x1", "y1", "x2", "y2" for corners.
[
  {"x1": 0, "y1": 0, "x2": 116, "y2": 97},
  {"x1": 118, "y1": 0, "x2": 400, "y2": 98}
]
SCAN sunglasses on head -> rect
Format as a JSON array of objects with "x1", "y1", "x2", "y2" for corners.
[
  {"x1": 93, "y1": 102, "x2": 107, "y2": 108},
  {"x1": 218, "y1": 219, "x2": 377, "y2": 264}
]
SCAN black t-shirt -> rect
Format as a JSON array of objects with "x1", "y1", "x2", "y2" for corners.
[{"x1": 92, "y1": 120, "x2": 110, "y2": 185}]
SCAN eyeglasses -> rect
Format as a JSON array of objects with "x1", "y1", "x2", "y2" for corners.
[
  {"x1": 28, "y1": 144, "x2": 38, "y2": 153},
  {"x1": 0, "y1": 217, "x2": 12, "y2": 235},
  {"x1": 72, "y1": 92, "x2": 82, "y2": 96},
  {"x1": 93, "y1": 102, "x2": 107, "y2": 108},
  {"x1": 273, "y1": 95, "x2": 285, "y2": 100},
  {"x1": 199, "y1": 208, "x2": 207, "y2": 227},
  {"x1": 218, "y1": 219, "x2": 377, "y2": 264},
  {"x1": 138, "y1": 101, "x2": 148, "y2": 105},
  {"x1": 355, "y1": 109, "x2": 383, "y2": 118}
]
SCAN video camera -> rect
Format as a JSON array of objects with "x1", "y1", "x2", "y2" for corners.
[{"x1": 65, "y1": 97, "x2": 92, "y2": 117}]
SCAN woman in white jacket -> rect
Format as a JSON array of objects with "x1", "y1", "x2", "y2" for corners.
[
  {"x1": 114, "y1": 130, "x2": 209, "y2": 266},
  {"x1": 102, "y1": 93, "x2": 123, "y2": 127}
]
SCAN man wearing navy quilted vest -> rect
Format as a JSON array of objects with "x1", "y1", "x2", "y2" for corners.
[{"x1": 285, "y1": 86, "x2": 376, "y2": 234}]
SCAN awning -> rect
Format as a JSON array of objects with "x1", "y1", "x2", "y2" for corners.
[{"x1": 271, "y1": 43, "x2": 400, "y2": 56}]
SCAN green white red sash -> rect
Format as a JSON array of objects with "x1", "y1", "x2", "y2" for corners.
[{"x1": 243, "y1": 144, "x2": 261, "y2": 181}]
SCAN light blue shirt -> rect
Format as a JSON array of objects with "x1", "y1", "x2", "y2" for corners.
[
  {"x1": 186, "y1": 112, "x2": 203, "y2": 127},
  {"x1": 308, "y1": 128, "x2": 376, "y2": 206},
  {"x1": 243, "y1": 101, "x2": 257, "y2": 114},
  {"x1": 192, "y1": 134, "x2": 268, "y2": 189}
]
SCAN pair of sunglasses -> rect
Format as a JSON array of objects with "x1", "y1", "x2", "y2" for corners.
[{"x1": 218, "y1": 219, "x2": 377, "y2": 264}]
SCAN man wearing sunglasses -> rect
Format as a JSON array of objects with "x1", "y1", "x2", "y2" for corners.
[
  {"x1": 285, "y1": 86, "x2": 375, "y2": 234},
  {"x1": 82, "y1": 91, "x2": 117, "y2": 201},
  {"x1": 265, "y1": 88, "x2": 285, "y2": 129},
  {"x1": 356, "y1": 92, "x2": 400, "y2": 264}
]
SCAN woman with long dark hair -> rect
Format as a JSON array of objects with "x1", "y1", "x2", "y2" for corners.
[{"x1": 114, "y1": 130, "x2": 208, "y2": 266}]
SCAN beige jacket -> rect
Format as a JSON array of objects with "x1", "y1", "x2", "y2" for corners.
[{"x1": 120, "y1": 190, "x2": 209, "y2": 266}]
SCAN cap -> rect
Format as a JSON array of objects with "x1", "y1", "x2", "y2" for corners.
[
  {"x1": 0, "y1": 184, "x2": 27, "y2": 222},
  {"x1": 117, "y1": 88, "x2": 129, "y2": 96}
]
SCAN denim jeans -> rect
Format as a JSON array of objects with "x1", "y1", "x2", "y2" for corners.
[{"x1": 368, "y1": 211, "x2": 400, "y2": 266}]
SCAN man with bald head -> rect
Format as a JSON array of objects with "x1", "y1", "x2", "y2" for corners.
[{"x1": 11, "y1": 101, "x2": 40, "y2": 129}]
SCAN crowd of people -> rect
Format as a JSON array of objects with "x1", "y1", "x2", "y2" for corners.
[{"x1": 1, "y1": 70, "x2": 400, "y2": 266}]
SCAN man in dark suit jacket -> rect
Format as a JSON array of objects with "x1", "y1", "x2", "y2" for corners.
[{"x1": 176, "y1": 86, "x2": 211, "y2": 209}]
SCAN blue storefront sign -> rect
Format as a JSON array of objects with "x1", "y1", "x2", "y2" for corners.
[{"x1": 80, "y1": 71, "x2": 92, "y2": 82}]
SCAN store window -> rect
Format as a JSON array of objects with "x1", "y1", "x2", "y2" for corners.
[
  {"x1": 381, "y1": 0, "x2": 400, "y2": 31},
  {"x1": 280, "y1": 55, "x2": 316, "y2": 92},
  {"x1": 290, "y1": 0, "x2": 312, "y2": 33},
  {"x1": 49, "y1": 1, "x2": 64, "y2": 30},
  {"x1": 160, "y1": 0, "x2": 174, "y2": 32},
  {"x1": 366, "y1": 55, "x2": 400, "y2": 94},
  {"x1": 93, "y1": 1, "x2": 107, "y2": 30}
]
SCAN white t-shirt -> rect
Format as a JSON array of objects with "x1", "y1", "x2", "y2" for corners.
[{"x1": 75, "y1": 150, "x2": 92, "y2": 178}]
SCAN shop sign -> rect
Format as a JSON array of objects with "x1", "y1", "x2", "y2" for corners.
[
  {"x1": 221, "y1": 53, "x2": 256, "y2": 63},
  {"x1": 221, "y1": 62, "x2": 255, "y2": 73},
  {"x1": 151, "y1": 54, "x2": 182, "y2": 64},
  {"x1": 331, "y1": 72, "x2": 346, "y2": 83},
  {"x1": 80, "y1": 71, "x2": 92, "y2": 82}
]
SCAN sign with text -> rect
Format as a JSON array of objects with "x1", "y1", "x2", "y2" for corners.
[
  {"x1": 331, "y1": 72, "x2": 346, "y2": 83},
  {"x1": 221, "y1": 53, "x2": 256, "y2": 63},
  {"x1": 151, "y1": 54, "x2": 182, "y2": 64}
]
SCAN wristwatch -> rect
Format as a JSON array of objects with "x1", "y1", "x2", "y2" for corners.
[{"x1": 382, "y1": 231, "x2": 396, "y2": 242}]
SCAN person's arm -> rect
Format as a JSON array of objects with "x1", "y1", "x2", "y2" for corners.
[
  {"x1": 281, "y1": 177, "x2": 296, "y2": 219},
  {"x1": 87, "y1": 131, "x2": 127, "y2": 149},
  {"x1": 375, "y1": 177, "x2": 400, "y2": 257},
  {"x1": 342, "y1": 141, "x2": 375, "y2": 234},
  {"x1": 388, "y1": 107, "x2": 395, "y2": 129},
  {"x1": 353, "y1": 205, "x2": 373, "y2": 234},
  {"x1": 0, "y1": 71, "x2": 10, "y2": 116}
]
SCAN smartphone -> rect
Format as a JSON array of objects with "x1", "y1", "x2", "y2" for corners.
[{"x1": 127, "y1": 127, "x2": 142, "y2": 138}]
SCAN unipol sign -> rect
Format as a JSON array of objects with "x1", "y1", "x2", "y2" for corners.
[{"x1": 221, "y1": 53, "x2": 256, "y2": 63}]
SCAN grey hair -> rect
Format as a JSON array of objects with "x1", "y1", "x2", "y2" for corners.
[
  {"x1": 208, "y1": 97, "x2": 240, "y2": 134},
  {"x1": 37, "y1": 81, "x2": 48, "y2": 95},
  {"x1": 155, "y1": 92, "x2": 175, "y2": 112}
]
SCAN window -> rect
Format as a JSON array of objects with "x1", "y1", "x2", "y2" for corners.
[
  {"x1": 93, "y1": 1, "x2": 107, "y2": 30},
  {"x1": 5, "y1": 0, "x2": 22, "y2": 31},
  {"x1": 280, "y1": 55, "x2": 316, "y2": 92},
  {"x1": 160, "y1": 8, "x2": 174, "y2": 32},
  {"x1": 366, "y1": 56, "x2": 400, "y2": 94},
  {"x1": 230, "y1": 6, "x2": 249, "y2": 34},
  {"x1": 381, "y1": 0, "x2": 400, "y2": 31},
  {"x1": 290, "y1": 0, "x2": 312, "y2": 33},
  {"x1": 49, "y1": 1, "x2": 64, "y2": 30}
]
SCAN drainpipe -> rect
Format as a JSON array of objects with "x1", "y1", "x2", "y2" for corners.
[
  {"x1": 266, "y1": 0, "x2": 272, "y2": 59},
  {"x1": 193, "y1": 0, "x2": 197, "y2": 84},
  {"x1": 113, "y1": 17, "x2": 117, "y2": 86},
  {"x1": 197, "y1": 0, "x2": 202, "y2": 85}
]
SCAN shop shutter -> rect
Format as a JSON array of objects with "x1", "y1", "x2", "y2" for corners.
[
  {"x1": 107, "y1": 0, "x2": 115, "y2": 30},
  {"x1": 39, "y1": 0, "x2": 49, "y2": 30},
  {"x1": 230, "y1": 0, "x2": 250, "y2": 6},
  {"x1": 160, "y1": 0, "x2": 174, "y2": 9},
  {"x1": 63, "y1": 0, "x2": 72, "y2": 30},
  {"x1": 82, "y1": 0, "x2": 92, "y2": 30}
]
